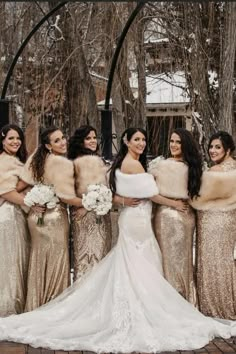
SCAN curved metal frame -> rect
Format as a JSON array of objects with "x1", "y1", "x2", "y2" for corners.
[
  {"x1": 104, "y1": 1, "x2": 146, "y2": 110},
  {"x1": 1, "y1": 1, "x2": 68, "y2": 99},
  {"x1": 0, "y1": 1, "x2": 147, "y2": 159},
  {"x1": 101, "y1": 1, "x2": 146, "y2": 159}
]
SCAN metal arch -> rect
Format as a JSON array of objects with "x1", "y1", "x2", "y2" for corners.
[
  {"x1": 1, "y1": 1, "x2": 147, "y2": 159},
  {"x1": 104, "y1": 0, "x2": 146, "y2": 110},
  {"x1": 101, "y1": 0, "x2": 147, "y2": 159},
  {"x1": 1, "y1": 1, "x2": 68, "y2": 99}
]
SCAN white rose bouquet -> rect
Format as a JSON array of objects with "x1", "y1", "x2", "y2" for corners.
[
  {"x1": 24, "y1": 184, "x2": 59, "y2": 225},
  {"x1": 82, "y1": 184, "x2": 112, "y2": 223}
]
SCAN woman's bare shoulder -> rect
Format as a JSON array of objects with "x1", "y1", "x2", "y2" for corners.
[{"x1": 121, "y1": 158, "x2": 145, "y2": 174}]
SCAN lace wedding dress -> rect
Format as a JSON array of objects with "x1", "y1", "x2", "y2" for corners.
[{"x1": 0, "y1": 170, "x2": 235, "y2": 352}]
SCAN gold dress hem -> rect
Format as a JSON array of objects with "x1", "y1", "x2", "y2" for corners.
[
  {"x1": 25, "y1": 203, "x2": 70, "y2": 312},
  {"x1": 0, "y1": 202, "x2": 29, "y2": 316}
]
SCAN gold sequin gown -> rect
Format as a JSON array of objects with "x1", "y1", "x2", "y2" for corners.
[
  {"x1": 0, "y1": 171, "x2": 235, "y2": 352},
  {"x1": 196, "y1": 160, "x2": 236, "y2": 320},
  {"x1": 154, "y1": 205, "x2": 196, "y2": 304},
  {"x1": 0, "y1": 202, "x2": 29, "y2": 316},
  {"x1": 0, "y1": 152, "x2": 29, "y2": 316},
  {"x1": 71, "y1": 209, "x2": 112, "y2": 281},
  {"x1": 21, "y1": 153, "x2": 76, "y2": 312},
  {"x1": 149, "y1": 157, "x2": 196, "y2": 304},
  {"x1": 25, "y1": 204, "x2": 70, "y2": 312},
  {"x1": 71, "y1": 155, "x2": 112, "y2": 282}
]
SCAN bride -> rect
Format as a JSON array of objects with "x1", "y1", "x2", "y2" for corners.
[{"x1": 0, "y1": 127, "x2": 235, "y2": 353}]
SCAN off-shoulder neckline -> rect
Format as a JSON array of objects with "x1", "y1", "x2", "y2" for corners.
[{"x1": 116, "y1": 169, "x2": 148, "y2": 176}]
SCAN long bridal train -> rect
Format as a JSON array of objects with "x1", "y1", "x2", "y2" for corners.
[{"x1": 0, "y1": 171, "x2": 235, "y2": 352}]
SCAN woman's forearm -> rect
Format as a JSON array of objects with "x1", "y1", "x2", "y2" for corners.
[
  {"x1": 113, "y1": 194, "x2": 143, "y2": 207},
  {"x1": 113, "y1": 194, "x2": 124, "y2": 206},
  {"x1": 151, "y1": 194, "x2": 189, "y2": 212},
  {"x1": 60, "y1": 196, "x2": 83, "y2": 207},
  {"x1": 151, "y1": 194, "x2": 177, "y2": 208},
  {"x1": 1, "y1": 190, "x2": 25, "y2": 206},
  {"x1": 16, "y1": 180, "x2": 29, "y2": 192}
]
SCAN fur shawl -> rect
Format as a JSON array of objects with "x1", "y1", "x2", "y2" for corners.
[
  {"x1": 190, "y1": 169, "x2": 236, "y2": 211},
  {"x1": 21, "y1": 153, "x2": 76, "y2": 199},
  {"x1": 148, "y1": 157, "x2": 189, "y2": 199},
  {"x1": 73, "y1": 155, "x2": 109, "y2": 196},
  {"x1": 115, "y1": 169, "x2": 158, "y2": 198},
  {"x1": 0, "y1": 152, "x2": 23, "y2": 195}
]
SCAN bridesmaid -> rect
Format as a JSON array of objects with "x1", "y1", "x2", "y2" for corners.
[
  {"x1": 20, "y1": 126, "x2": 82, "y2": 311},
  {"x1": 191, "y1": 131, "x2": 236, "y2": 319},
  {"x1": 0, "y1": 124, "x2": 29, "y2": 316},
  {"x1": 149, "y1": 128, "x2": 202, "y2": 304},
  {"x1": 68, "y1": 125, "x2": 112, "y2": 282}
]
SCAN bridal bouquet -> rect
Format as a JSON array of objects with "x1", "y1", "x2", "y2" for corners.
[
  {"x1": 82, "y1": 184, "x2": 112, "y2": 222},
  {"x1": 24, "y1": 184, "x2": 59, "y2": 225}
]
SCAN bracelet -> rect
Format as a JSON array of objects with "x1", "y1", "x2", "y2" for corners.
[{"x1": 122, "y1": 197, "x2": 125, "y2": 207}]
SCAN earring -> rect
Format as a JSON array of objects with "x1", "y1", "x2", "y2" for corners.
[{"x1": 48, "y1": 149, "x2": 52, "y2": 154}]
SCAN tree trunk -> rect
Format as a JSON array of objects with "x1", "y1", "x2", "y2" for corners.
[
  {"x1": 218, "y1": 2, "x2": 236, "y2": 133},
  {"x1": 133, "y1": 8, "x2": 146, "y2": 129}
]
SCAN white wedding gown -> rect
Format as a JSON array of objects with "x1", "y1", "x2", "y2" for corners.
[{"x1": 0, "y1": 170, "x2": 235, "y2": 352}]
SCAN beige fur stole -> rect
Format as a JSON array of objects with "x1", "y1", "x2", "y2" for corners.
[
  {"x1": 21, "y1": 153, "x2": 76, "y2": 199},
  {"x1": 148, "y1": 157, "x2": 189, "y2": 199},
  {"x1": 0, "y1": 152, "x2": 23, "y2": 195},
  {"x1": 73, "y1": 155, "x2": 109, "y2": 196},
  {"x1": 190, "y1": 169, "x2": 236, "y2": 211}
]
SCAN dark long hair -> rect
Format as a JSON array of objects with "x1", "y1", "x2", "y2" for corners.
[
  {"x1": 109, "y1": 127, "x2": 147, "y2": 194},
  {"x1": 0, "y1": 124, "x2": 27, "y2": 163},
  {"x1": 208, "y1": 131, "x2": 235, "y2": 161},
  {"x1": 171, "y1": 128, "x2": 203, "y2": 199},
  {"x1": 30, "y1": 126, "x2": 60, "y2": 182},
  {"x1": 68, "y1": 125, "x2": 98, "y2": 160}
]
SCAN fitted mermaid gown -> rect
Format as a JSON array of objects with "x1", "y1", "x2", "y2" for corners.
[{"x1": 0, "y1": 170, "x2": 235, "y2": 352}]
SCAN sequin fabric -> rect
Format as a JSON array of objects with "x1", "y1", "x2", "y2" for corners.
[
  {"x1": 0, "y1": 202, "x2": 29, "y2": 316},
  {"x1": 196, "y1": 159, "x2": 236, "y2": 320},
  {"x1": 0, "y1": 172, "x2": 234, "y2": 352},
  {"x1": 154, "y1": 204, "x2": 197, "y2": 305},
  {"x1": 25, "y1": 204, "x2": 70, "y2": 312},
  {"x1": 70, "y1": 208, "x2": 112, "y2": 282}
]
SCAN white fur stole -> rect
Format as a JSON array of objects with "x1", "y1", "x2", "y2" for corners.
[
  {"x1": 115, "y1": 169, "x2": 158, "y2": 198},
  {"x1": 73, "y1": 155, "x2": 109, "y2": 196},
  {"x1": 148, "y1": 157, "x2": 189, "y2": 199}
]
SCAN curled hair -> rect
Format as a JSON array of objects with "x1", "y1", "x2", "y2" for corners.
[
  {"x1": 0, "y1": 124, "x2": 27, "y2": 163},
  {"x1": 109, "y1": 127, "x2": 147, "y2": 194},
  {"x1": 208, "y1": 131, "x2": 235, "y2": 158},
  {"x1": 30, "y1": 126, "x2": 60, "y2": 182},
  {"x1": 68, "y1": 125, "x2": 98, "y2": 160},
  {"x1": 171, "y1": 128, "x2": 203, "y2": 199}
]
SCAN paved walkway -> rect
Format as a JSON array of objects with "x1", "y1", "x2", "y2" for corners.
[{"x1": 0, "y1": 337, "x2": 236, "y2": 354}]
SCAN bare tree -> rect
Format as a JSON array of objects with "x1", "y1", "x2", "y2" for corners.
[{"x1": 218, "y1": 2, "x2": 236, "y2": 134}]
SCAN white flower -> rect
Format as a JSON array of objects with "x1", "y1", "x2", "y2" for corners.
[
  {"x1": 24, "y1": 184, "x2": 59, "y2": 208},
  {"x1": 82, "y1": 184, "x2": 112, "y2": 216},
  {"x1": 148, "y1": 155, "x2": 164, "y2": 173}
]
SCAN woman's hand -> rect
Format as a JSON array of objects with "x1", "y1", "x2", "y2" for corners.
[
  {"x1": 31, "y1": 204, "x2": 46, "y2": 215},
  {"x1": 75, "y1": 207, "x2": 87, "y2": 218},
  {"x1": 123, "y1": 197, "x2": 143, "y2": 207},
  {"x1": 173, "y1": 199, "x2": 189, "y2": 212},
  {"x1": 151, "y1": 194, "x2": 189, "y2": 212},
  {"x1": 71, "y1": 206, "x2": 88, "y2": 218},
  {"x1": 113, "y1": 194, "x2": 143, "y2": 207}
]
